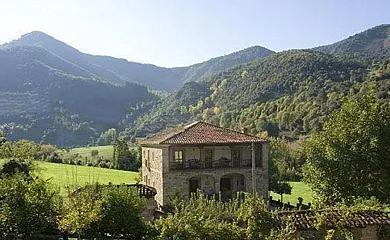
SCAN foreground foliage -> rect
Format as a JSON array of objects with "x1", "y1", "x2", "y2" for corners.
[
  {"x1": 149, "y1": 193, "x2": 276, "y2": 240},
  {"x1": 0, "y1": 173, "x2": 60, "y2": 239},
  {"x1": 59, "y1": 184, "x2": 146, "y2": 239},
  {"x1": 303, "y1": 87, "x2": 390, "y2": 206}
]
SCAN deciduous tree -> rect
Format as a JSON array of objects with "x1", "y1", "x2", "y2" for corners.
[{"x1": 303, "y1": 87, "x2": 390, "y2": 205}]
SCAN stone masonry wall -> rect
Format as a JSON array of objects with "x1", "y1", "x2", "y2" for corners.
[
  {"x1": 163, "y1": 167, "x2": 268, "y2": 204},
  {"x1": 143, "y1": 142, "x2": 269, "y2": 207},
  {"x1": 142, "y1": 146, "x2": 169, "y2": 206}
]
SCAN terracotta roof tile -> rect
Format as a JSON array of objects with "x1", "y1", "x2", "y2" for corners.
[
  {"x1": 140, "y1": 121, "x2": 266, "y2": 145},
  {"x1": 277, "y1": 210, "x2": 390, "y2": 230}
]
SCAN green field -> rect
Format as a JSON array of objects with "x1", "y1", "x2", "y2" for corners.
[
  {"x1": 270, "y1": 181, "x2": 313, "y2": 206},
  {"x1": 35, "y1": 161, "x2": 138, "y2": 194},
  {"x1": 67, "y1": 145, "x2": 114, "y2": 160}
]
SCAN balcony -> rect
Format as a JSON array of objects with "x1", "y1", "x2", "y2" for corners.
[{"x1": 169, "y1": 157, "x2": 262, "y2": 170}]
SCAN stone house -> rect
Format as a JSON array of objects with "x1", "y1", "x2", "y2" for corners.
[{"x1": 139, "y1": 121, "x2": 269, "y2": 207}]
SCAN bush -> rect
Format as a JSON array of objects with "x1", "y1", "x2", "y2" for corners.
[
  {"x1": 148, "y1": 192, "x2": 276, "y2": 240},
  {"x1": 0, "y1": 158, "x2": 32, "y2": 178},
  {"x1": 98, "y1": 161, "x2": 109, "y2": 168},
  {"x1": 0, "y1": 174, "x2": 61, "y2": 238},
  {"x1": 59, "y1": 184, "x2": 102, "y2": 238},
  {"x1": 47, "y1": 152, "x2": 63, "y2": 163},
  {"x1": 97, "y1": 185, "x2": 146, "y2": 238},
  {"x1": 59, "y1": 184, "x2": 147, "y2": 239}
]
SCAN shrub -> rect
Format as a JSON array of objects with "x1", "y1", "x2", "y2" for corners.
[
  {"x1": 148, "y1": 192, "x2": 276, "y2": 240},
  {"x1": 97, "y1": 185, "x2": 146, "y2": 238},
  {"x1": 60, "y1": 184, "x2": 147, "y2": 239},
  {"x1": 59, "y1": 184, "x2": 102, "y2": 238},
  {"x1": 0, "y1": 174, "x2": 61, "y2": 238},
  {"x1": 0, "y1": 158, "x2": 32, "y2": 178}
]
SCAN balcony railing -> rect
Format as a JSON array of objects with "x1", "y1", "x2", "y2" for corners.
[{"x1": 170, "y1": 157, "x2": 262, "y2": 170}]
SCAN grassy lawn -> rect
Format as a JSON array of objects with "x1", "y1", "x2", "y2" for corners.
[
  {"x1": 35, "y1": 161, "x2": 138, "y2": 194},
  {"x1": 270, "y1": 181, "x2": 313, "y2": 206},
  {"x1": 67, "y1": 145, "x2": 114, "y2": 160}
]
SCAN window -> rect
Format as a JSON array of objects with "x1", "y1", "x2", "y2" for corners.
[
  {"x1": 146, "y1": 150, "x2": 150, "y2": 168},
  {"x1": 143, "y1": 175, "x2": 147, "y2": 184},
  {"x1": 174, "y1": 150, "x2": 184, "y2": 162}
]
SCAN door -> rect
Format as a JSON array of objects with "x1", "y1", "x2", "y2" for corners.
[
  {"x1": 204, "y1": 149, "x2": 213, "y2": 168},
  {"x1": 220, "y1": 177, "x2": 232, "y2": 192},
  {"x1": 232, "y1": 148, "x2": 241, "y2": 167},
  {"x1": 189, "y1": 178, "x2": 199, "y2": 194}
]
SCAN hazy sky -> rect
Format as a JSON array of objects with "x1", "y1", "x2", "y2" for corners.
[{"x1": 1, "y1": 0, "x2": 390, "y2": 67}]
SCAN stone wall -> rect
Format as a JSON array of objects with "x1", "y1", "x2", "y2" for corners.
[
  {"x1": 162, "y1": 167, "x2": 268, "y2": 205},
  {"x1": 360, "y1": 226, "x2": 378, "y2": 240},
  {"x1": 142, "y1": 146, "x2": 168, "y2": 206}
]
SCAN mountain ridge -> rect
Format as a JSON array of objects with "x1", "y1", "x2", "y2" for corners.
[
  {"x1": 1, "y1": 31, "x2": 274, "y2": 90},
  {"x1": 1, "y1": 24, "x2": 390, "y2": 146}
]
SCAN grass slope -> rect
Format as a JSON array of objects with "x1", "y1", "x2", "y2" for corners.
[
  {"x1": 68, "y1": 145, "x2": 114, "y2": 160},
  {"x1": 270, "y1": 181, "x2": 313, "y2": 206},
  {"x1": 36, "y1": 161, "x2": 138, "y2": 194}
]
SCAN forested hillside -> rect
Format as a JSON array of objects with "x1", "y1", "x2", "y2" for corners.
[
  {"x1": 0, "y1": 32, "x2": 274, "y2": 146},
  {"x1": 0, "y1": 31, "x2": 181, "y2": 90},
  {"x1": 172, "y1": 46, "x2": 274, "y2": 83},
  {"x1": 314, "y1": 24, "x2": 390, "y2": 60},
  {"x1": 1, "y1": 24, "x2": 390, "y2": 146},
  {"x1": 0, "y1": 45, "x2": 157, "y2": 146},
  {"x1": 125, "y1": 48, "x2": 390, "y2": 139},
  {"x1": 1, "y1": 32, "x2": 273, "y2": 91}
]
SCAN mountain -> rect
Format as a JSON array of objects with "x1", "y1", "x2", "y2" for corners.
[
  {"x1": 0, "y1": 32, "x2": 274, "y2": 145},
  {"x1": 172, "y1": 46, "x2": 274, "y2": 83},
  {"x1": 314, "y1": 24, "x2": 390, "y2": 60},
  {"x1": 123, "y1": 24, "x2": 390, "y2": 139},
  {"x1": 0, "y1": 43, "x2": 157, "y2": 146},
  {"x1": 124, "y1": 49, "x2": 390, "y2": 138},
  {"x1": 1, "y1": 32, "x2": 274, "y2": 91},
  {"x1": 0, "y1": 31, "x2": 181, "y2": 90},
  {"x1": 2, "y1": 24, "x2": 390, "y2": 145}
]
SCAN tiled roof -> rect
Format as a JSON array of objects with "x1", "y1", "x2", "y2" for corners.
[
  {"x1": 140, "y1": 121, "x2": 266, "y2": 145},
  {"x1": 277, "y1": 210, "x2": 390, "y2": 230}
]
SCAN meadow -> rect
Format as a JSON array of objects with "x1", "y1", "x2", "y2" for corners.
[
  {"x1": 35, "y1": 161, "x2": 138, "y2": 194},
  {"x1": 270, "y1": 181, "x2": 313, "y2": 206},
  {"x1": 65, "y1": 145, "x2": 115, "y2": 159}
]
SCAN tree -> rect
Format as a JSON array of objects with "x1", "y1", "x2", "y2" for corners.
[
  {"x1": 59, "y1": 184, "x2": 102, "y2": 239},
  {"x1": 98, "y1": 128, "x2": 117, "y2": 145},
  {"x1": 12, "y1": 139, "x2": 38, "y2": 159},
  {"x1": 113, "y1": 139, "x2": 138, "y2": 171},
  {"x1": 303, "y1": 87, "x2": 390, "y2": 206},
  {"x1": 0, "y1": 159, "x2": 32, "y2": 178},
  {"x1": 273, "y1": 182, "x2": 292, "y2": 203},
  {"x1": 98, "y1": 185, "x2": 146, "y2": 239},
  {"x1": 0, "y1": 131, "x2": 6, "y2": 146},
  {"x1": 0, "y1": 174, "x2": 60, "y2": 238}
]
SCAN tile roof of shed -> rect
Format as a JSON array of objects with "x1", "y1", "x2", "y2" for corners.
[
  {"x1": 140, "y1": 121, "x2": 266, "y2": 145},
  {"x1": 277, "y1": 210, "x2": 390, "y2": 230}
]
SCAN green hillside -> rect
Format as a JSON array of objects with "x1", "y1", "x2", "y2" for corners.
[
  {"x1": 314, "y1": 24, "x2": 390, "y2": 60},
  {"x1": 68, "y1": 145, "x2": 114, "y2": 160},
  {"x1": 0, "y1": 32, "x2": 275, "y2": 146},
  {"x1": 0, "y1": 43, "x2": 157, "y2": 146},
  {"x1": 125, "y1": 49, "x2": 383, "y2": 138},
  {"x1": 172, "y1": 45, "x2": 274, "y2": 83}
]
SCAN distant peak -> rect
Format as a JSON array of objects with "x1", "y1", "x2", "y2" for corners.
[{"x1": 20, "y1": 31, "x2": 56, "y2": 40}]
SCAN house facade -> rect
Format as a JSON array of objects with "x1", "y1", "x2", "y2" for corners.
[{"x1": 140, "y1": 121, "x2": 269, "y2": 207}]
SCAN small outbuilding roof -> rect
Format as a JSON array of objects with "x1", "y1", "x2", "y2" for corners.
[
  {"x1": 277, "y1": 210, "x2": 390, "y2": 230},
  {"x1": 140, "y1": 121, "x2": 266, "y2": 145}
]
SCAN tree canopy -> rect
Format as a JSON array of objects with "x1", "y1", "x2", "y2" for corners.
[{"x1": 303, "y1": 86, "x2": 390, "y2": 206}]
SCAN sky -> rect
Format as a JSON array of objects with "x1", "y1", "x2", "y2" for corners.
[{"x1": 0, "y1": 0, "x2": 390, "y2": 67}]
